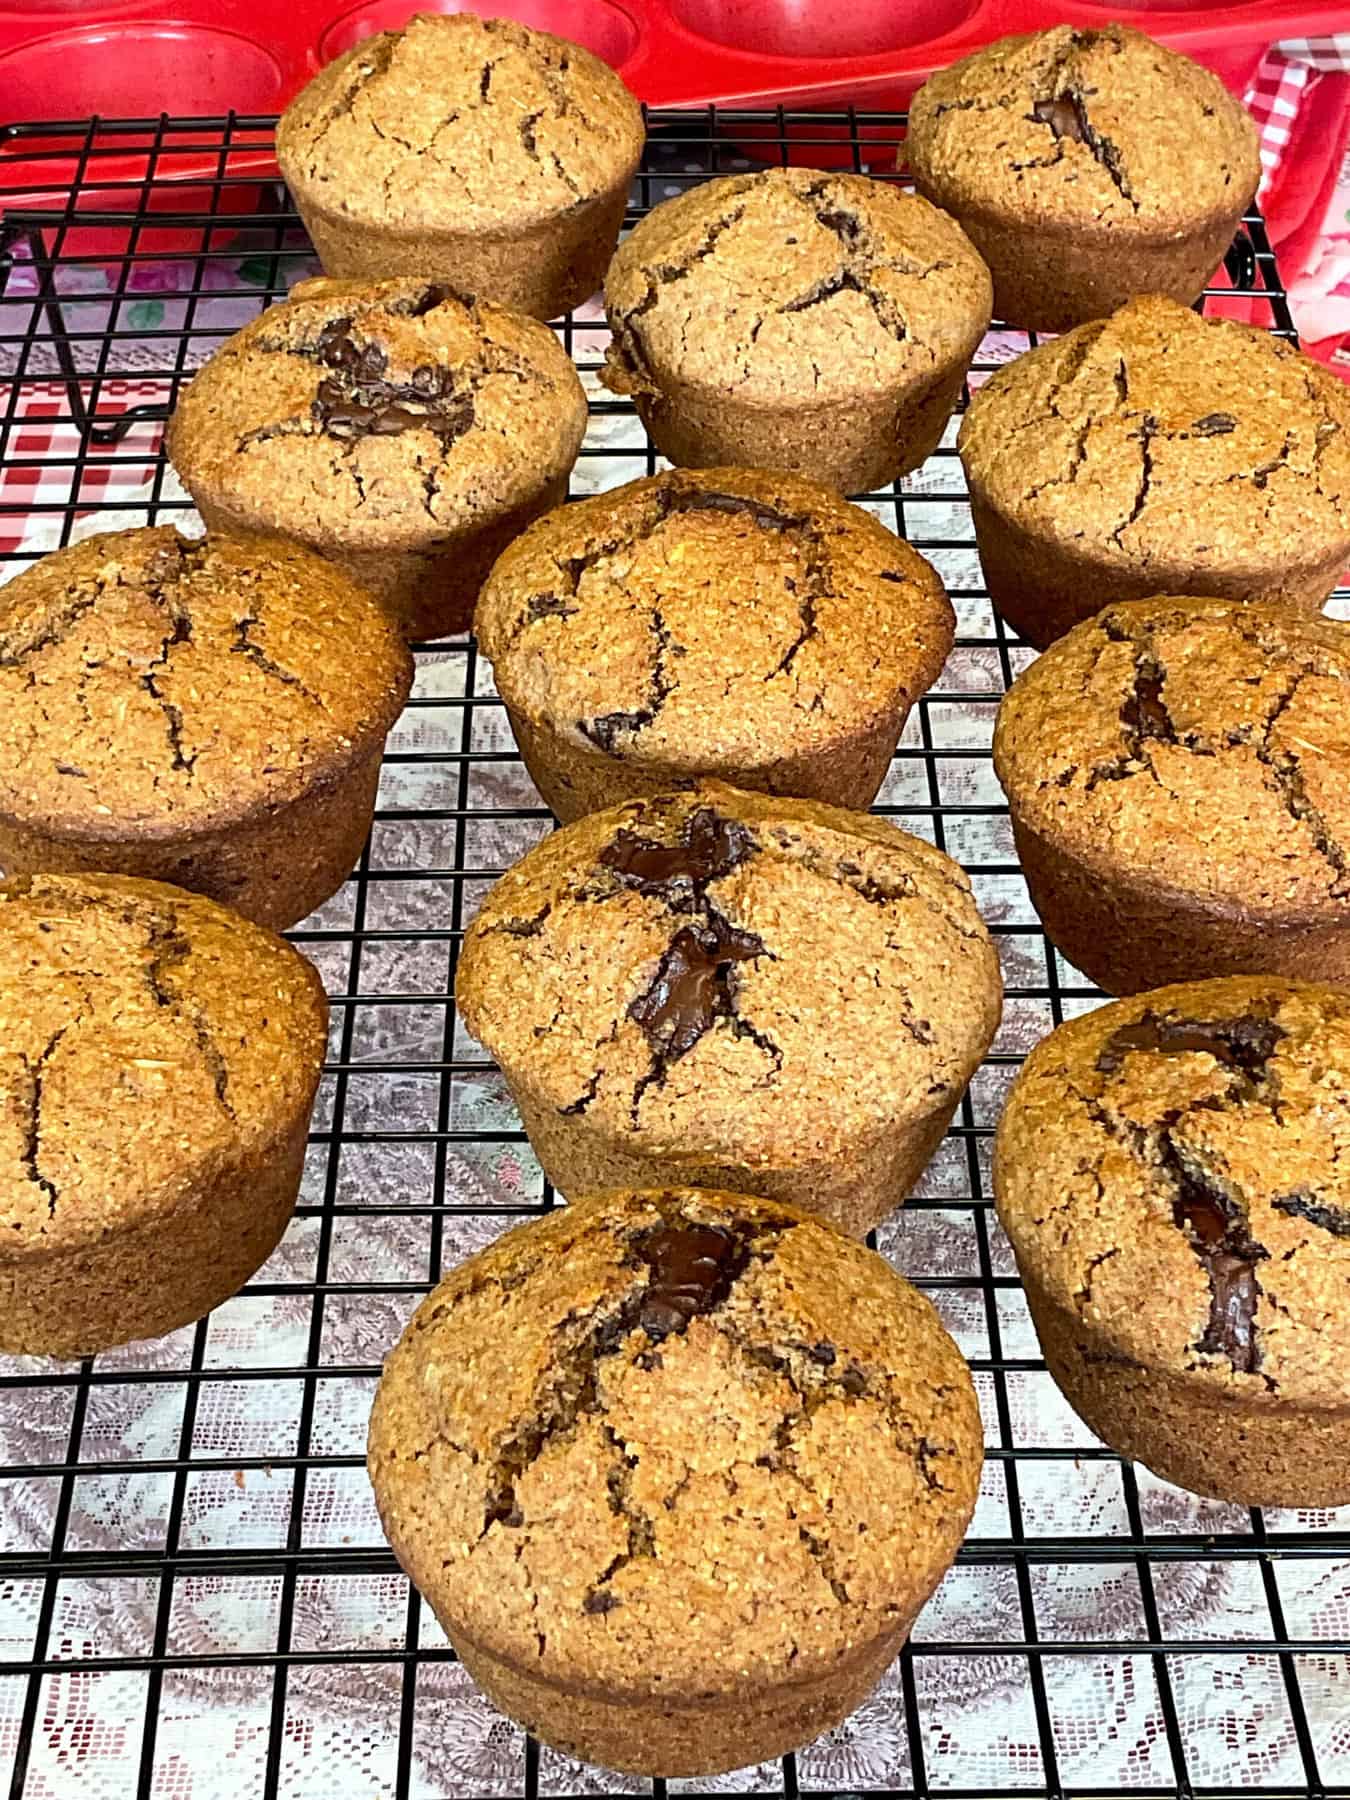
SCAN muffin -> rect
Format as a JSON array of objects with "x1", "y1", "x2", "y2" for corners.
[
  {"x1": 960, "y1": 296, "x2": 1350, "y2": 649},
  {"x1": 370, "y1": 1185, "x2": 982, "y2": 1775},
  {"x1": 456, "y1": 784, "x2": 1001, "y2": 1235},
  {"x1": 994, "y1": 598, "x2": 1350, "y2": 994},
  {"x1": 908, "y1": 25, "x2": 1261, "y2": 332},
  {"x1": 995, "y1": 977, "x2": 1350, "y2": 1507},
  {"x1": 602, "y1": 169, "x2": 992, "y2": 492},
  {"x1": 0, "y1": 526, "x2": 412, "y2": 930},
  {"x1": 0, "y1": 872, "x2": 327, "y2": 1359},
  {"x1": 277, "y1": 14, "x2": 645, "y2": 321},
  {"x1": 167, "y1": 276, "x2": 588, "y2": 640},
  {"x1": 476, "y1": 467, "x2": 954, "y2": 820}
]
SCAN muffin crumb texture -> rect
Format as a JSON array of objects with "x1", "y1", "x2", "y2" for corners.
[
  {"x1": 997, "y1": 600, "x2": 1350, "y2": 914},
  {"x1": 605, "y1": 168, "x2": 988, "y2": 407},
  {"x1": 0, "y1": 872, "x2": 328, "y2": 1357},
  {"x1": 910, "y1": 26, "x2": 1259, "y2": 231},
  {"x1": 370, "y1": 1187, "x2": 982, "y2": 1774},
  {"x1": 457, "y1": 786, "x2": 1000, "y2": 1234},
  {"x1": 995, "y1": 978, "x2": 1350, "y2": 1503},
  {"x1": 960, "y1": 298, "x2": 1350, "y2": 644},
  {"x1": 476, "y1": 467, "x2": 953, "y2": 815},
  {"x1": 278, "y1": 14, "x2": 642, "y2": 232}
]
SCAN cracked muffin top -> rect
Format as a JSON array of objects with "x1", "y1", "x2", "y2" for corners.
[
  {"x1": 960, "y1": 297, "x2": 1350, "y2": 573},
  {"x1": 602, "y1": 169, "x2": 992, "y2": 409},
  {"x1": 994, "y1": 598, "x2": 1350, "y2": 917},
  {"x1": 908, "y1": 25, "x2": 1259, "y2": 231},
  {"x1": 166, "y1": 277, "x2": 587, "y2": 551},
  {"x1": 0, "y1": 872, "x2": 327, "y2": 1255},
  {"x1": 457, "y1": 784, "x2": 1000, "y2": 1164},
  {"x1": 995, "y1": 978, "x2": 1350, "y2": 1405},
  {"x1": 0, "y1": 526, "x2": 413, "y2": 840},
  {"x1": 370, "y1": 1185, "x2": 982, "y2": 1695},
  {"x1": 276, "y1": 14, "x2": 644, "y2": 233},
  {"x1": 475, "y1": 467, "x2": 953, "y2": 768}
]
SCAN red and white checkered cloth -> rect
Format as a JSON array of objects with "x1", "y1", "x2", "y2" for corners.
[{"x1": 1245, "y1": 37, "x2": 1350, "y2": 374}]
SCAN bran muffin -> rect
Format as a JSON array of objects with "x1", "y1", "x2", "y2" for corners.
[
  {"x1": 277, "y1": 14, "x2": 645, "y2": 321},
  {"x1": 456, "y1": 784, "x2": 1001, "y2": 1236},
  {"x1": 602, "y1": 169, "x2": 992, "y2": 492},
  {"x1": 369, "y1": 1186, "x2": 983, "y2": 1775},
  {"x1": 960, "y1": 296, "x2": 1350, "y2": 649},
  {"x1": 0, "y1": 872, "x2": 327, "y2": 1359},
  {"x1": 994, "y1": 598, "x2": 1350, "y2": 994},
  {"x1": 0, "y1": 527, "x2": 411, "y2": 929},
  {"x1": 475, "y1": 467, "x2": 954, "y2": 821},
  {"x1": 908, "y1": 25, "x2": 1261, "y2": 333},
  {"x1": 167, "y1": 276, "x2": 587, "y2": 640},
  {"x1": 994, "y1": 977, "x2": 1350, "y2": 1507}
]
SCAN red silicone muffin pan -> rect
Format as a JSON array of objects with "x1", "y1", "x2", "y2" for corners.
[{"x1": 0, "y1": 0, "x2": 1343, "y2": 202}]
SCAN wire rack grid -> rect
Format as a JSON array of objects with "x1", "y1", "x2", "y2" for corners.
[{"x1": 0, "y1": 106, "x2": 1347, "y2": 1800}]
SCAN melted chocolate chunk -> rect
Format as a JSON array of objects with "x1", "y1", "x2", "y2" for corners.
[
  {"x1": 1120, "y1": 658, "x2": 1176, "y2": 752},
  {"x1": 1031, "y1": 95, "x2": 1087, "y2": 143},
  {"x1": 309, "y1": 319, "x2": 476, "y2": 446},
  {"x1": 1271, "y1": 1191, "x2": 1350, "y2": 1238},
  {"x1": 1191, "y1": 412, "x2": 1237, "y2": 437},
  {"x1": 526, "y1": 592, "x2": 579, "y2": 621},
  {"x1": 635, "y1": 1221, "x2": 750, "y2": 1341},
  {"x1": 628, "y1": 918, "x2": 765, "y2": 1060},
  {"x1": 1096, "y1": 1011, "x2": 1284, "y2": 1080},
  {"x1": 663, "y1": 489, "x2": 805, "y2": 533},
  {"x1": 1167, "y1": 1151, "x2": 1266, "y2": 1373},
  {"x1": 600, "y1": 807, "x2": 753, "y2": 897}
]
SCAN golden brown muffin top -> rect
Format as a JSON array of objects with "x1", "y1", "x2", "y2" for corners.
[
  {"x1": 602, "y1": 169, "x2": 991, "y2": 409},
  {"x1": 167, "y1": 277, "x2": 587, "y2": 552},
  {"x1": 959, "y1": 297, "x2": 1350, "y2": 575},
  {"x1": 994, "y1": 598, "x2": 1350, "y2": 918},
  {"x1": 276, "y1": 14, "x2": 644, "y2": 232},
  {"x1": 457, "y1": 783, "x2": 1001, "y2": 1165},
  {"x1": 908, "y1": 24, "x2": 1260, "y2": 232},
  {"x1": 0, "y1": 527, "x2": 412, "y2": 841},
  {"x1": 475, "y1": 467, "x2": 953, "y2": 769},
  {"x1": 369, "y1": 1186, "x2": 982, "y2": 1696},
  {"x1": 0, "y1": 873, "x2": 327, "y2": 1256},
  {"x1": 995, "y1": 978, "x2": 1350, "y2": 1406}
]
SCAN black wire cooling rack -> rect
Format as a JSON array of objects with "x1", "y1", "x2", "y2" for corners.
[{"x1": 0, "y1": 106, "x2": 1347, "y2": 1800}]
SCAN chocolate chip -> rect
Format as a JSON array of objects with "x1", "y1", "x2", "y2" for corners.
[
  {"x1": 809, "y1": 1340, "x2": 836, "y2": 1366},
  {"x1": 584, "y1": 1589, "x2": 620, "y2": 1614},
  {"x1": 1168, "y1": 1151, "x2": 1266, "y2": 1374},
  {"x1": 1191, "y1": 412, "x2": 1237, "y2": 437},
  {"x1": 628, "y1": 919, "x2": 764, "y2": 1060},
  {"x1": 600, "y1": 807, "x2": 753, "y2": 895},
  {"x1": 1031, "y1": 95, "x2": 1087, "y2": 143},
  {"x1": 1096, "y1": 1012, "x2": 1284, "y2": 1080},
  {"x1": 1271, "y1": 1191, "x2": 1350, "y2": 1238},
  {"x1": 636, "y1": 1222, "x2": 750, "y2": 1341},
  {"x1": 840, "y1": 1365, "x2": 867, "y2": 1396},
  {"x1": 526, "y1": 592, "x2": 579, "y2": 622}
]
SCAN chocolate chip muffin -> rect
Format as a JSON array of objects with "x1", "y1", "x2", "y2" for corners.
[
  {"x1": 907, "y1": 25, "x2": 1261, "y2": 332},
  {"x1": 0, "y1": 872, "x2": 327, "y2": 1359},
  {"x1": 475, "y1": 467, "x2": 954, "y2": 821},
  {"x1": 960, "y1": 296, "x2": 1350, "y2": 649},
  {"x1": 277, "y1": 14, "x2": 644, "y2": 321},
  {"x1": 995, "y1": 978, "x2": 1350, "y2": 1506},
  {"x1": 994, "y1": 598, "x2": 1350, "y2": 994},
  {"x1": 0, "y1": 526, "x2": 411, "y2": 929},
  {"x1": 456, "y1": 785, "x2": 1001, "y2": 1235},
  {"x1": 370, "y1": 1185, "x2": 982, "y2": 1775},
  {"x1": 167, "y1": 276, "x2": 587, "y2": 640},
  {"x1": 602, "y1": 169, "x2": 992, "y2": 492}
]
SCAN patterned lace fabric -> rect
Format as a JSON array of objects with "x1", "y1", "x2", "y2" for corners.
[{"x1": 0, "y1": 153, "x2": 1348, "y2": 1800}]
